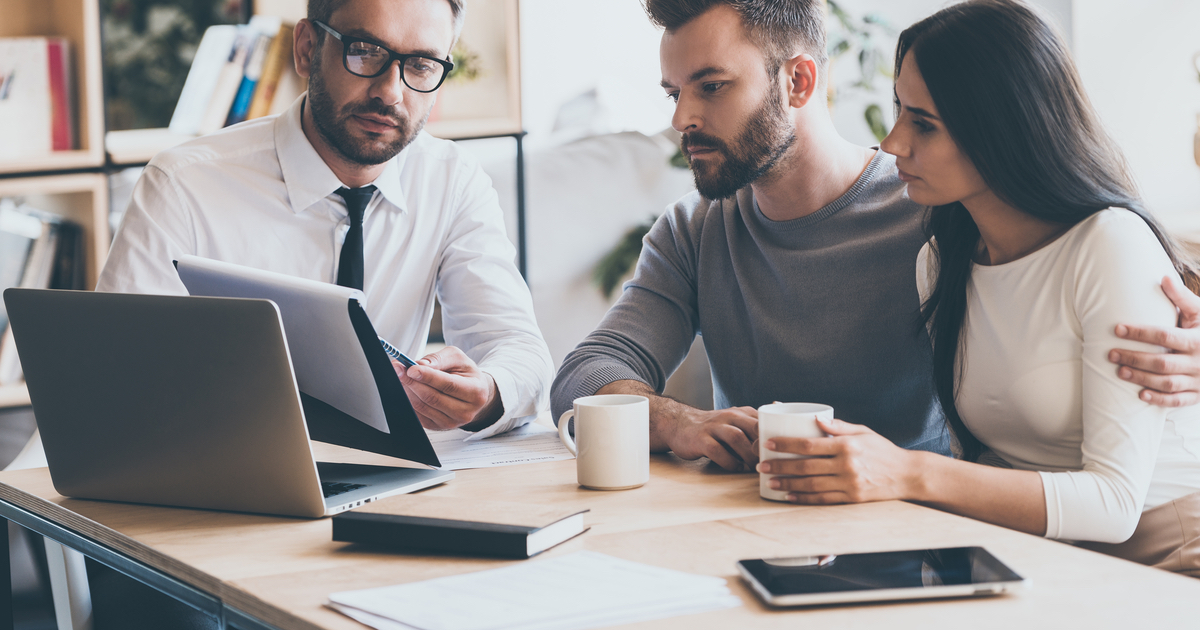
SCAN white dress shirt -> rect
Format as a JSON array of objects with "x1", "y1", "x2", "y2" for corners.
[
  {"x1": 98, "y1": 94, "x2": 552, "y2": 438},
  {"x1": 917, "y1": 209, "x2": 1200, "y2": 543}
]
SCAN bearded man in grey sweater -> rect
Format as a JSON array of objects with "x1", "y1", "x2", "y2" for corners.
[{"x1": 551, "y1": 0, "x2": 1200, "y2": 473}]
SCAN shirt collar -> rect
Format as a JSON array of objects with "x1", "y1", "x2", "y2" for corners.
[{"x1": 275, "y1": 93, "x2": 409, "y2": 215}]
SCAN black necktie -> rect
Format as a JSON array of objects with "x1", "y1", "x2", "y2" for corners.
[{"x1": 335, "y1": 185, "x2": 376, "y2": 291}]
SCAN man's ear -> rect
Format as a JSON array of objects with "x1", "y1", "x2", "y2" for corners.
[
  {"x1": 782, "y1": 53, "x2": 820, "y2": 109},
  {"x1": 293, "y1": 18, "x2": 318, "y2": 79}
]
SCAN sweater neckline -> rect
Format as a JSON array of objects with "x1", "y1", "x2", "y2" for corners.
[{"x1": 750, "y1": 149, "x2": 886, "y2": 231}]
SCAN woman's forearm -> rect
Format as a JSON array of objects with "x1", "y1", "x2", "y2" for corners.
[{"x1": 909, "y1": 451, "x2": 1047, "y2": 536}]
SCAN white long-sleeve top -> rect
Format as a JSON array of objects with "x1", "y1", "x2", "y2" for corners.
[
  {"x1": 97, "y1": 94, "x2": 552, "y2": 439},
  {"x1": 917, "y1": 209, "x2": 1200, "y2": 543}
]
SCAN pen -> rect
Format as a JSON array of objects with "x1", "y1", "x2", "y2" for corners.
[{"x1": 378, "y1": 337, "x2": 417, "y2": 368}]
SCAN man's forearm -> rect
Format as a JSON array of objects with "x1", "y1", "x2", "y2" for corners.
[
  {"x1": 596, "y1": 379, "x2": 699, "y2": 452},
  {"x1": 596, "y1": 380, "x2": 760, "y2": 470}
]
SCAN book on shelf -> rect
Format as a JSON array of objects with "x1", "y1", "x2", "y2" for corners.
[
  {"x1": 0, "y1": 199, "x2": 86, "y2": 386},
  {"x1": 331, "y1": 495, "x2": 590, "y2": 559},
  {"x1": 171, "y1": 18, "x2": 299, "y2": 139},
  {"x1": 169, "y1": 25, "x2": 239, "y2": 137},
  {"x1": 198, "y1": 27, "x2": 254, "y2": 136},
  {"x1": 0, "y1": 201, "x2": 43, "y2": 333},
  {"x1": 247, "y1": 23, "x2": 296, "y2": 120},
  {"x1": 47, "y1": 39, "x2": 73, "y2": 152},
  {"x1": 0, "y1": 37, "x2": 75, "y2": 159},
  {"x1": 226, "y1": 33, "x2": 272, "y2": 126},
  {"x1": 266, "y1": 65, "x2": 305, "y2": 117}
]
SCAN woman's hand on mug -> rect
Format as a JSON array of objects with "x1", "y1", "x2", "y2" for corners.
[{"x1": 755, "y1": 418, "x2": 922, "y2": 504}]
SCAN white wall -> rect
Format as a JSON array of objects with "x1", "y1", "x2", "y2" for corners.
[
  {"x1": 514, "y1": 0, "x2": 1073, "y2": 146},
  {"x1": 1073, "y1": 0, "x2": 1200, "y2": 235},
  {"x1": 518, "y1": 0, "x2": 674, "y2": 141}
]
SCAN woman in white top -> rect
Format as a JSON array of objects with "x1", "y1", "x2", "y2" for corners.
[{"x1": 758, "y1": 0, "x2": 1200, "y2": 575}]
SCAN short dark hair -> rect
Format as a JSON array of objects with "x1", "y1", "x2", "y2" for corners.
[
  {"x1": 643, "y1": 0, "x2": 827, "y2": 77},
  {"x1": 308, "y1": 0, "x2": 466, "y2": 43}
]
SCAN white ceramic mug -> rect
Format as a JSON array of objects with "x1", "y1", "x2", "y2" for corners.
[
  {"x1": 758, "y1": 403, "x2": 833, "y2": 502},
  {"x1": 558, "y1": 395, "x2": 650, "y2": 490}
]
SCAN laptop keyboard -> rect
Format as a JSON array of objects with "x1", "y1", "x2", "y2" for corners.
[{"x1": 322, "y1": 481, "x2": 367, "y2": 498}]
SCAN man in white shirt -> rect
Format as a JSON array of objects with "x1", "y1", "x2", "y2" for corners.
[{"x1": 98, "y1": 0, "x2": 551, "y2": 437}]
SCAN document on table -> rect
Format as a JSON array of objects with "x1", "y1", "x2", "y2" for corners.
[
  {"x1": 328, "y1": 550, "x2": 742, "y2": 630},
  {"x1": 427, "y1": 422, "x2": 574, "y2": 471}
]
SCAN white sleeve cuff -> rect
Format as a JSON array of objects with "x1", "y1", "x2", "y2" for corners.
[{"x1": 464, "y1": 367, "x2": 536, "y2": 440}]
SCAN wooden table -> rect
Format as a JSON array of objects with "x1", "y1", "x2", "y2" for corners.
[{"x1": 2, "y1": 446, "x2": 1198, "y2": 630}]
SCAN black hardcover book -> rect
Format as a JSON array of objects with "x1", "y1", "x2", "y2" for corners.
[{"x1": 332, "y1": 496, "x2": 589, "y2": 559}]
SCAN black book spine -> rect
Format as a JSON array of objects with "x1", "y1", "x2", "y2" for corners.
[{"x1": 332, "y1": 513, "x2": 534, "y2": 559}]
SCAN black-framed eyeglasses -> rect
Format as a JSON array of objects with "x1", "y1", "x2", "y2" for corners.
[{"x1": 312, "y1": 20, "x2": 454, "y2": 93}]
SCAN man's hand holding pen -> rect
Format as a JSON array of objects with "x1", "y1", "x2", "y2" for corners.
[{"x1": 394, "y1": 346, "x2": 504, "y2": 432}]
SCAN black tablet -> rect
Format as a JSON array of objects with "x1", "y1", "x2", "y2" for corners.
[{"x1": 737, "y1": 546, "x2": 1027, "y2": 607}]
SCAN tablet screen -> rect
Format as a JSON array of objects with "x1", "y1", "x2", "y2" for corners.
[{"x1": 739, "y1": 547, "x2": 1023, "y2": 597}]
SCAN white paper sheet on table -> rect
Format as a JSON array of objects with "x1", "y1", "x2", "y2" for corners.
[
  {"x1": 427, "y1": 422, "x2": 574, "y2": 470},
  {"x1": 328, "y1": 551, "x2": 743, "y2": 630}
]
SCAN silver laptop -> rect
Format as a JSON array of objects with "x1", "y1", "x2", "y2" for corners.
[{"x1": 2, "y1": 288, "x2": 453, "y2": 518}]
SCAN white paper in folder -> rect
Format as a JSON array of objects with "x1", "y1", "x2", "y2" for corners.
[{"x1": 328, "y1": 551, "x2": 741, "y2": 630}]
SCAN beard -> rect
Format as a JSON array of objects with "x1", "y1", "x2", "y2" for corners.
[
  {"x1": 681, "y1": 82, "x2": 796, "y2": 200},
  {"x1": 307, "y1": 53, "x2": 427, "y2": 166}
]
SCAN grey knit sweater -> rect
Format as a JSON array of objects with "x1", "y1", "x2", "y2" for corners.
[{"x1": 551, "y1": 151, "x2": 949, "y2": 453}]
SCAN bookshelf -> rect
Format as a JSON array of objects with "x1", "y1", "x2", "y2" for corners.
[
  {"x1": 0, "y1": 173, "x2": 110, "y2": 289},
  {"x1": 0, "y1": 0, "x2": 105, "y2": 175},
  {"x1": 105, "y1": 128, "x2": 196, "y2": 167},
  {"x1": 0, "y1": 173, "x2": 109, "y2": 409},
  {"x1": 0, "y1": 0, "x2": 110, "y2": 410}
]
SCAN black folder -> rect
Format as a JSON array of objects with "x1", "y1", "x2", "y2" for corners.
[
  {"x1": 300, "y1": 299, "x2": 439, "y2": 467},
  {"x1": 332, "y1": 495, "x2": 589, "y2": 559}
]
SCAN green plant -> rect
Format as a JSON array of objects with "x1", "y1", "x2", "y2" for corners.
[
  {"x1": 447, "y1": 43, "x2": 483, "y2": 83},
  {"x1": 669, "y1": 147, "x2": 689, "y2": 170},
  {"x1": 593, "y1": 218, "x2": 656, "y2": 299},
  {"x1": 826, "y1": 0, "x2": 896, "y2": 142},
  {"x1": 864, "y1": 103, "x2": 888, "y2": 142}
]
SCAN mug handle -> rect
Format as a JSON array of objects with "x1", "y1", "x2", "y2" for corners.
[{"x1": 558, "y1": 410, "x2": 578, "y2": 456}]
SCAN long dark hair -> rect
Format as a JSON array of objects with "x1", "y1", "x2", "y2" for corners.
[{"x1": 901, "y1": 0, "x2": 1200, "y2": 460}]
